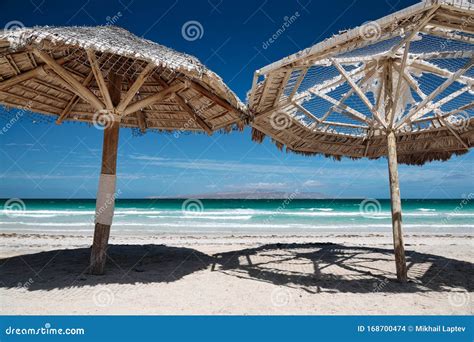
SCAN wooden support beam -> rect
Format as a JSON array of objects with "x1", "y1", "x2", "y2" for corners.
[
  {"x1": 289, "y1": 67, "x2": 308, "y2": 100},
  {"x1": 273, "y1": 70, "x2": 292, "y2": 107},
  {"x1": 116, "y1": 63, "x2": 155, "y2": 113},
  {"x1": 332, "y1": 59, "x2": 387, "y2": 128},
  {"x1": 56, "y1": 71, "x2": 95, "y2": 124},
  {"x1": 410, "y1": 60, "x2": 474, "y2": 87},
  {"x1": 393, "y1": 63, "x2": 427, "y2": 100},
  {"x1": 87, "y1": 50, "x2": 113, "y2": 111},
  {"x1": 0, "y1": 56, "x2": 70, "y2": 90},
  {"x1": 89, "y1": 71, "x2": 123, "y2": 276},
  {"x1": 189, "y1": 81, "x2": 237, "y2": 115},
  {"x1": 390, "y1": 42, "x2": 410, "y2": 127},
  {"x1": 136, "y1": 111, "x2": 147, "y2": 133},
  {"x1": 398, "y1": 57, "x2": 474, "y2": 128},
  {"x1": 310, "y1": 89, "x2": 370, "y2": 125},
  {"x1": 123, "y1": 82, "x2": 185, "y2": 115},
  {"x1": 386, "y1": 130, "x2": 408, "y2": 282},
  {"x1": 416, "y1": 86, "x2": 470, "y2": 119},
  {"x1": 388, "y1": 5, "x2": 439, "y2": 55},
  {"x1": 174, "y1": 93, "x2": 213, "y2": 134},
  {"x1": 323, "y1": 66, "x2": 377, "y2": 124},
  {"x1": 34, "y1": 49, "x2": 105, "y2": 112},
  {"x1": 437, "y1": 115, "x2": 469, "y2": 150},
  {"x1": 295, "y1": 64, "x2": 367, "y2": 103}
]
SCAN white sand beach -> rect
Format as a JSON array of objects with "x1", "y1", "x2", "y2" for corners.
[{"x1": 1, "y1": 232, "x2": 472, "y2": 315}]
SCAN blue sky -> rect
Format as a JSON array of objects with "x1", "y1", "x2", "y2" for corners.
[{"x1": 0, "y1": 0, "x2": 472, "y2": 199}]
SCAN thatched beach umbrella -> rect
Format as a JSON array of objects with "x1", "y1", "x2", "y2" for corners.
[
  {"x1": 249, "y1": 0, "x2": 473, "y2": 281},
  {"x1": 0, "y1": 26, "x2": 247, "y2": 274}
]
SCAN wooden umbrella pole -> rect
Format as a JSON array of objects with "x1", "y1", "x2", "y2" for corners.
[
  {"x1": 386, "y1": 130, "x2": 408, "y2": 282},
  {"x1": 90, "y1": 72, "x2": 122, "y2": 275}
]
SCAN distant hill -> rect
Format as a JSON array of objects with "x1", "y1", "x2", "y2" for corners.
[{"x1": 149, "y1": 190, "x2": 327, "y2": 199}]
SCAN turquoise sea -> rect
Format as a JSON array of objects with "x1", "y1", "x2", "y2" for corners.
[{"x1": 0, "y1": 198, "x2": 473, "y2": 235}]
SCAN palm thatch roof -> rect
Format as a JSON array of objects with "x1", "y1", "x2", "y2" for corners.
[
  {"x1": 0, "y1": 25, "x2": 248, "y2": 133},
  {"x1": 248, "y1": 0, "x2": 474, "y2": 165}
]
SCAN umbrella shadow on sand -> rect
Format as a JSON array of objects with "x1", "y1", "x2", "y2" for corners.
[
  {"x1": 0, "y1": 244, "x2": 213, "y2": 291},
  {"x1": 211, "y1": 243, "x2": 473, "y2": 294},
  {"x1": 0, "y1": 243, "x2": 472, "y2": 294}
]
